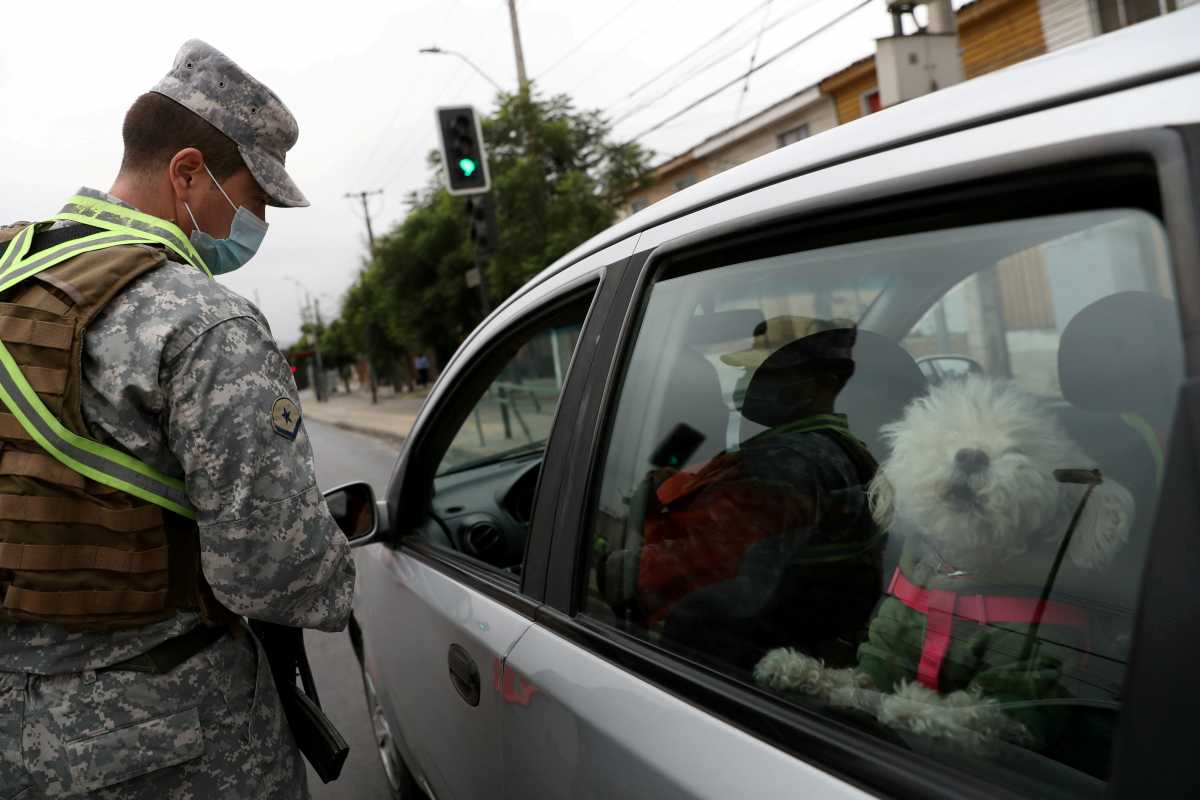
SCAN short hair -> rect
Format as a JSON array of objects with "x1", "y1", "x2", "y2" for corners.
[{"x1": 118, "y1": 92, "x2": 244, "y2": 181}]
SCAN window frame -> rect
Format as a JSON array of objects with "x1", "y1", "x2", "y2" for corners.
[
  {"x1": 777, "y1": 123, "x2": 811, "y2": 148},
  {"x1": 383, "y1": 266, "x2": 612, "y2": 607},
  {"x1": 1096, "y1": 0, "x2": 1177, "y2": 33},
  {"x1": 538, "y1": 127, "x2": 1200, "y2": 799}
]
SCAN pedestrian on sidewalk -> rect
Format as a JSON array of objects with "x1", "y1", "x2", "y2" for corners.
[
  {"x1": 0, "y1": 40, "x2": 354, "y2": 799},
  {"x1": 415, "y1": 352, "x2": 431, "y2": 387}
]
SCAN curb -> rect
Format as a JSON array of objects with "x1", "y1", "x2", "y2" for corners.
[{"x1": 304, "y1": 414, "x2": 408, "y2": 447}]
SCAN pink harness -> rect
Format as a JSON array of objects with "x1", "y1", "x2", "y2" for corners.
[{"x1": 886, "y1": 567, "x2": 1090, "y2": 691}]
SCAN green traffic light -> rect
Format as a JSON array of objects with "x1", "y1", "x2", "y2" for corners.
[{"x1": 458, "y1": 158, "x2": 477, "y2": 177}]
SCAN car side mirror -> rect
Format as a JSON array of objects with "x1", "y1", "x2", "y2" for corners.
[{"x1": 324, "y1": 481, "x2": 379, "y2": 544}]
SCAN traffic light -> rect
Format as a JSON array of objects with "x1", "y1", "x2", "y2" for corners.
[
  {"x1": 466, "y1": 194, "x2": 498, "y2": 255},
  {"x1": 435, "y1": 105, "x2": 490, "y2": 195}
]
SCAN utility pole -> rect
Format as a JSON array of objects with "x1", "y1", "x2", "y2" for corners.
[
  {"x1": 506, "y1": 0, "x2": 529, "y2": 91},
  {"x1": 312, "y1": 297, "x2": 326, "y2": 401},
  {"x1": 345, "y1": 189, "x2": 383, "y2": 250},
  {"x1": 344, "y1": 188, "x2": 384, "y2": 404}
]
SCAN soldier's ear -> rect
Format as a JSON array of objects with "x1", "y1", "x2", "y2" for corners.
[{"x1": 168, "y1": 147, "x2": 205, "y2": 196}]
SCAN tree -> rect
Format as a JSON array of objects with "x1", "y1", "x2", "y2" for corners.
[
  {"x1": 319, "y1": 318, "x2": 357, "y2": 393},
  {"x1": 333, "y1": 87, "x2": 651, "y2": 377},
  {"x1": 480, "y1": 90, "x2": 650, "y2": 299}
]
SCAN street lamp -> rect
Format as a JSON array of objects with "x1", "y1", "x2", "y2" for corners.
[{"x1": 418, "y1": 46, "x2": 505, "y2": 93}]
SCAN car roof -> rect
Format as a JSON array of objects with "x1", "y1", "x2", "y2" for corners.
[{"x1": 533, "y1": 8, "x2": 1200, "y2": 288}]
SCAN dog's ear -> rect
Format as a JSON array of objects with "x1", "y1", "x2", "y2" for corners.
[
  {"x1": 869, "y1": 471, "x2": 895, "y2": 530},
  {"x1": 1066, "y1": 478, "x2": 1134, "y2": 570}
]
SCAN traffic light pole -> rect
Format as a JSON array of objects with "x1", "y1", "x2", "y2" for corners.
[
  {"x1": 471, "y1": 227, "x2": 490, "y2": 315},
  {"x1": 466, "y1": 193, "x2": 496, "y2": 316},
  {"x1": 344, "y1": 188, "x2": 384, "y2": 405}
]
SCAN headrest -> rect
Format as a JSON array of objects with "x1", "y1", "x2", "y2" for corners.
[
  {"x1": 1058, "y1": 292, "x2": 1183, "y2": 425},
  {"x1": 835, "y1": 331, "x2": 927, "y2": 449}
]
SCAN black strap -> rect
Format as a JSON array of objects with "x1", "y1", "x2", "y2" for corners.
[
  {"x1": 0, "y1": 223, "x2": 106, "y2": 260},
  {"x1": 98, "y1": 623, "x2": 228, "y2": 674}
]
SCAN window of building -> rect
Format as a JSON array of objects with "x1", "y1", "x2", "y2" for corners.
[
  {"x1": 1097, "y1": 0, "x2": 1177, "y2": 32},
  {"x1": 630, "y1": 197, "x2": 649, "y2": 213},
  {"x1": 860, "y1": 89, "x2": 882, "y2": 116},
  {"x1": 583, "y1": 207, "x2": 1180, "y2": 794},
  {"x1": 776, "y1": 124, "x2": 811, "y2": 148},
  {"x1": 673, "y1": 173, "x2": 699, "y2": 192}
]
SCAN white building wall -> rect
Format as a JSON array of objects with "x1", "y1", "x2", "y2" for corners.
[
  {"x1": 1038, "y1": 0, "x2": 1098, "y2": 50},
  {"x1": 703, "y1": 97, "x2": 839, "y2": 175},
  {"x1": 806, "y1": 96, "x2": 839, "y2": 139}
]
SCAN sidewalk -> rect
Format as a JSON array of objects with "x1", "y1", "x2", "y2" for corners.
[{"x1": 299, "y1": 385, "x2": 429, "y2": 444}]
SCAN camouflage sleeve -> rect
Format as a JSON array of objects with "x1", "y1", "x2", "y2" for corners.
[{"x1": 161, "y1": 315, "x2": 355, "y2": 632}]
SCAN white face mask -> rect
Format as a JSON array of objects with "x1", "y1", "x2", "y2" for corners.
[{"x1": 183, "y1": 164, "x2": 268, "y2": 275}]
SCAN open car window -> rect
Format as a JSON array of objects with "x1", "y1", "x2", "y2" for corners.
[
  {"x1": 436, "y1": 322, "x2": 581, "y2": 477},
  {"x1": 416, "y1": 293, "x2": 593, "y2": 573}
]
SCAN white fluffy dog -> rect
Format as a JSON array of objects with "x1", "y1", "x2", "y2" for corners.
[{"x1": 754, "y1": 375, "x2": 1133, "y2": 750}]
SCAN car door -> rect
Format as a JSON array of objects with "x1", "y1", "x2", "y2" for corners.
[
  {"x1": 501, "y1": 118, "x2": 1200, "y2": 797},
  {"x1": 352, "y1": 266, "x2": 614, "y2": 799}
]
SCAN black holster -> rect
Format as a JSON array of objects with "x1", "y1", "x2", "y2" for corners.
[{"x1": 248, "y1": 620, "x2": 350, "y2": 784}]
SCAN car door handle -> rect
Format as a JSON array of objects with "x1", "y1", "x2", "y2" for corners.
[{"x1": 448, "y1": 644, "x2": 481, "y2": 707}]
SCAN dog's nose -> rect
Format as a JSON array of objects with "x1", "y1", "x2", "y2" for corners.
[{"x1": 955, "y1": 448, "x2": 990, "y2": 474}]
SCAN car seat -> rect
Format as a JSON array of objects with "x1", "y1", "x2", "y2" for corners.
[
  {"x1": 1040, "y1": 291, "x2": 1183, "y2": 777},
  {"x1": 597, "y1": 309, "x2": 763, "y2": 627},
  {"x1": 835, "y1": 331, "x2": 928, "y2": 465},
  {"x1": 1054, "y1": 291, "x2": 1183, "y2": 611},
  {"x1": 656, "y1": 309, "x2": 765, "y2": 466}
]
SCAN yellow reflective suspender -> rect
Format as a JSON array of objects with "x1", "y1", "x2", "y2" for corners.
[
  {"x1": 49, "y1": 194, "x2": 212, "y2": 278},
  {"x1": 0, "y1": 198, "x2": 214, "y2": 519}
]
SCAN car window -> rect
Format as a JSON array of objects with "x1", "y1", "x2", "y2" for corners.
[
  {"x1": 418, "y1": 294, "x2": 592, "y2": 573},
  {"x1": 583, "y1": 208, "x2": 1181, "y2": 794},
  {"x1": 436, "y1": 321, "x2": 582, "y2": 477}
]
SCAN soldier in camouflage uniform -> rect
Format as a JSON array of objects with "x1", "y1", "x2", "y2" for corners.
[{"x1": 0, "y1": 41, "x2": 354, "y2": 798}]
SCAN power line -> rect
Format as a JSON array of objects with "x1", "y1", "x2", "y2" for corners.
[
  {"x1": 609, "y1": 0, "x2": 832, "y2": 126},
  {"x1": 379, "y1": 59, "x2": 477, "y2": 190},
  {"x1": 627, "y1": 0, "x2": 875, "y2": 144},
  {"x1": 355, "y1": 59, "x2": 465, "y2": 189},
  {"x1": 534, "y1": 0, "x2": 641, "y2": 79},
  {"x1": 734, "y1": 0, "x2": 776, "y2": 123},
  {"x1": 612, "y1": 0, "x2": 776, "y2": 108}
]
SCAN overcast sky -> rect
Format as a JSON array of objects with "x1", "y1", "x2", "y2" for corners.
[{"x1": 0, "y1": 0, "x2": 908, "y2": 344}]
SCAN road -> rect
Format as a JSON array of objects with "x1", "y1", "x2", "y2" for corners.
[{"x1": 302, "y1": 419, "x2": 403, "y2": 799}]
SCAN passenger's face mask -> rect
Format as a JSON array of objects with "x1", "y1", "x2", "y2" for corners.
[{"x1": 183, "y1": 164, "x2": 268, "y2": 275}]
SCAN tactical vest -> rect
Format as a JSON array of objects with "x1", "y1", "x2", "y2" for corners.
[{"x1": 0, "y1": 199, "x2": 233, "y2": 632}]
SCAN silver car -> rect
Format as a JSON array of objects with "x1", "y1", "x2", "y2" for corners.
[{"x1": 327, "y1": 12, "x2": 1200, "y2": 798}]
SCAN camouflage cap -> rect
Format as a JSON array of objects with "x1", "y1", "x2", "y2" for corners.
[{"x1": 151, "y1": 40, "x2": 309, "y2": 208}]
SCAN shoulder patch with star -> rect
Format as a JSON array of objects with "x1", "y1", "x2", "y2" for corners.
[{"x1": 271, "y1": 397, "x2": 302, "y2": 440}]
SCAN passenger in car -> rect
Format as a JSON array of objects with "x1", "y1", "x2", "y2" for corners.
[{"x1": 636, "y1": 317, "x2": 885, "y2": 670}]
